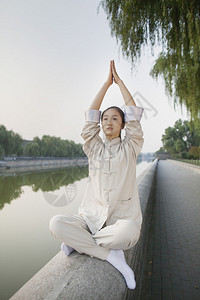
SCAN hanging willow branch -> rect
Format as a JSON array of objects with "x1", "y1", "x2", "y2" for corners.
[{"x1": 99, "y1": 0, "x2": 200, "y2": 121}]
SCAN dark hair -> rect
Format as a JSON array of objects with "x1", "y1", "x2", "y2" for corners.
[{"x1": 101, "y1": 106, "x2": 125, "y2": 124}]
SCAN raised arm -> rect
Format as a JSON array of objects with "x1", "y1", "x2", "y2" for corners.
[
  {"x1": 89, "y1": 61, "x2": 113, "y2": 110},
  {"x1": 111, "y1": 60, "x2": 136, "y2": 106}
]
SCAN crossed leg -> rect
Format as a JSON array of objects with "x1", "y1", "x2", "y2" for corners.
[
  {"x1": 49, "y1": 214, "x2": 109, "y2": 260},
  {"x1": 49, "y1": 214, "x2": 140, "y2": 289}
]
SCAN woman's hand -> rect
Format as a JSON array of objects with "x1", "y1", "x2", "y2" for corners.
[
  {"x1": 89, "y1": 61, "x2": 113, "y2": 110},
  {"x1": 111, "y1": 60, "x2": 136, "y2": 106},
  {"x1": 111, "y1": 60, "x2": 121, "y2": 84},
  {"x1": 106, "y1": 60, "x2": 113, "y2": 87}
]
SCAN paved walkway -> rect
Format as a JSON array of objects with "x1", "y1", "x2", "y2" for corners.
[{"x1": 151, "y1": 160, "x2": 200, "y2": 300}]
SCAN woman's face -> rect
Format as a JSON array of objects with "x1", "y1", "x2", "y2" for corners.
[{"x1": 101, "y1": 108, "x2": 124, "y2": 140}]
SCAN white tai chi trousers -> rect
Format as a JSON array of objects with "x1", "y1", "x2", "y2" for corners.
[{"x1": 49, "y1": 214, "x2": 140, "y2": 260}]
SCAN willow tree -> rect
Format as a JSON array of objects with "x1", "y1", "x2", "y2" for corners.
[{"x1": 99, "y1": 0, "x2": 200, "y2": 121}]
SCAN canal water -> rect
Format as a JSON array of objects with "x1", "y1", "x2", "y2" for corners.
[{"x1": 0, "y1": 160, "x2": 151, "y2": 300}]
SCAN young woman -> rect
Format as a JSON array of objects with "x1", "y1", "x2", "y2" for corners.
[{"x1": 49, "y1": 60, "x2": 144, "y2": 289}]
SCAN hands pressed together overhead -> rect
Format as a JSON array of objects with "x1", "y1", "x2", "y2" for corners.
[
  {"x1": 89, "y1": 60, "x2": 135, "y2": 110},
  {"x1": 107, "y1": 60, "x2": 121, "y2": 86}
]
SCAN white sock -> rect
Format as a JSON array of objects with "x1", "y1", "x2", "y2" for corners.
[
  {"x1": 106, "y1": 249, "x2": 136, "y2": 289},
  {"x1": 61, "y1": 243, "x2": 74, "y2": 256}
]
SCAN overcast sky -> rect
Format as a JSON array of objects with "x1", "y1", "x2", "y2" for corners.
[{"x1": 0, "y1": 0, "x2": 188, "y2": 153}]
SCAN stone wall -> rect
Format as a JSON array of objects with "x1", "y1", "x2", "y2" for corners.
[{"x1": 0, "y1": 157, "x2": 88, "y2": 174}]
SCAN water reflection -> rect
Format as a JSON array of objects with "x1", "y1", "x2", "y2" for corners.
[
  {"x1": 0, "y1": 161, "x2": 152, "y2": 300},
  {"x1": 0, "y1": 166, "x2": 88, "y2": 211}
]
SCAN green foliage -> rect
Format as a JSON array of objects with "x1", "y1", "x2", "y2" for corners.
[
  {"x1": 99, "y1": 0, "x2": 200, "y2": 120},
  {"x1": 161, "y1": 119, "x2": 200, "y2": 158},
  {"x1": 24, "y1": 142, "x2": 40, "y2": 157},
  {"x1": 0, "y1": 124, "x2": 85, "y2": 158},
  {"x1": 155, "y1": 147, "x2": 166, "y2": 153},
  {"x1": 0, "y1": 145, "x2": 4, "y2": 159},
  {"x1": 189, "y1": 146, "x2": 200, "y2": 158},
  {"x1": 0, "y1": 125, "x2": 23, "y2": 157},
  {"x1": 150, "y1": 50, "x2": 200, "y2": 121},
  {"x1": 25, "y1": 135, "x2": 85, "y2": 157}
]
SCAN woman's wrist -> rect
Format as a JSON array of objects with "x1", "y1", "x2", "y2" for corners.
[
  {"x1": 117, "y1": 78, "x2": 123, "y2": 86},
  {"x1": 104, "y1": 80, "x2": 112, "y2": 88}
]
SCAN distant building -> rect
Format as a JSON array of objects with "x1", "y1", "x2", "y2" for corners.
[
  {"x1": 156, "y1": 152, "x2": 172, "y2": 160},
  {"x1": 22, "y1": 140, "x2": 32, "y2": 148}
]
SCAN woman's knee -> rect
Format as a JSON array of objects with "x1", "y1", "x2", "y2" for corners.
[
  {"x1": 49, "y1": 214, "x2": 64, "y2": 236},
  {"x1": 123, "y1": 225, "x2": 140, "y2": 249},
  {"x1": 113, "y1": 220, "x2": 140, "y2": 249},
  {"x1": 95, "y1": 220, "x2": 140, "y2": 249},
  {"x1": 124, "y1": 231, "x2": 140, "y2": 249}
]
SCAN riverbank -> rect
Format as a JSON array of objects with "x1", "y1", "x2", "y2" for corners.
[{"x1": 0, "y1": 157, "x2": 88, "y2": 175}]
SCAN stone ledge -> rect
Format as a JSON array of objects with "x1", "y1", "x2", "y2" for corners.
[
  {"x1": 10, "y1": 159, "x2": 158, "y2": 300},
  {"x1": 0, "y1": 158, "x2": 88, "y2": 175}
]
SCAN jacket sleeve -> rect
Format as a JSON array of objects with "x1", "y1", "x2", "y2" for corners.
[
  {"x1": 81, "y1": 109, "x2": 103, "y2": 158},
  {"x1": 123, "y1": 106, "x2": 144, "y2": 158}
]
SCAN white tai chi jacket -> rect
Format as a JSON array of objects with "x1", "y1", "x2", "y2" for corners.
[{"x1": 78, "y1": 106, "x2": 144, "y2": 234}]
